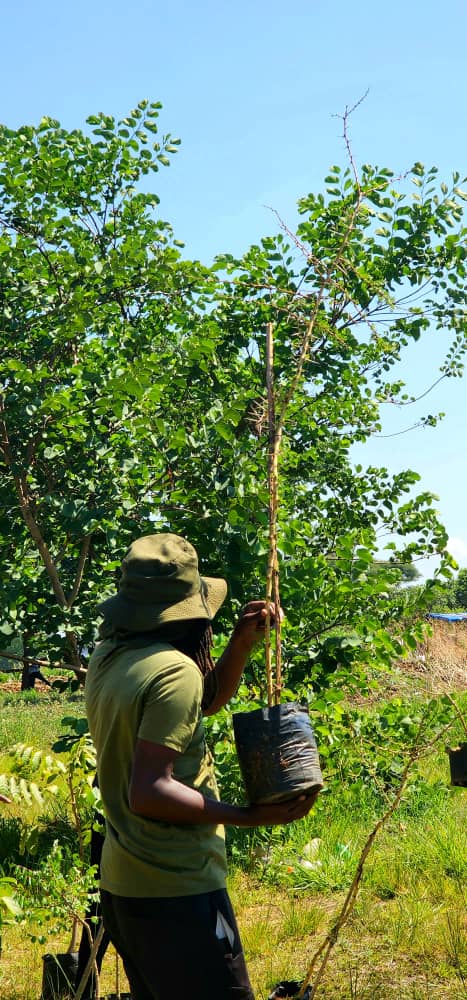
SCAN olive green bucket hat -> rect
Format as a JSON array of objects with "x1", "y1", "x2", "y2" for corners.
[{"x1": 98, "y1": 533, "x2": 227, "y2": 632}]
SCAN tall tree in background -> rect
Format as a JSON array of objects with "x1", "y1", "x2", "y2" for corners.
[
  {"x1": 0, "y1": 102, "x2": 218, "y2": 666},
  {"x1": 453, "y1": 568, "x2": 467, "y2": 609},
  {"x1": 201, "y1": 154, "x2": 467, "y2": 689}
]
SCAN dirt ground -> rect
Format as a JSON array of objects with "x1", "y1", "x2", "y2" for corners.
[
  {"x1": 406, "y1": 619, "x2": 467, "y2": 692},
  {"x1": 0, "y1": 678, "x2": 67, "y2": 694}
]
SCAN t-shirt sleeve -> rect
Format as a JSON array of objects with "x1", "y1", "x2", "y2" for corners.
[{"x1": 137, "y1": 656, "x2": 203, "y2": 753}]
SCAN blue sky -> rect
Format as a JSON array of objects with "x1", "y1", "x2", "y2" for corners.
[{"x1": 3, "y1": 0, "x2": 467, "y2": 573}]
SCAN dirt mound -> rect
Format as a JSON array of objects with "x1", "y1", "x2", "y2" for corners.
[
  {"x1": 406, "y1": 619, "x2": 467, "y2": 693},
  {"x1": 0, "y1": 680, "x2": 57, "y2": 694}
]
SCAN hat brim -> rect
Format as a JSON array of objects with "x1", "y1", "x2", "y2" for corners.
[{"x1": 98, "y1": 576, "x2": 227, "y2": 632}]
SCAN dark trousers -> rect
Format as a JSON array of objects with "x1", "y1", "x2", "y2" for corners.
[{"x1": 100, "y1": 887, "x2": 255, "y2": 1000}]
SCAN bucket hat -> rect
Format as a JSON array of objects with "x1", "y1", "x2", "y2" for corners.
[{"x1": 98, "y1": 533, "x2": 227, "y2": 632}]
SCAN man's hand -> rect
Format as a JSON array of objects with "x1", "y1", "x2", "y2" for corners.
[
  {"x1": 129, "y1": 739, "x2": 320, "y2": 828},
  {"x1": 232, "y1": 600, "x2": 284, "y2": 652},
  {"x1": 204, "y1": 600, "x2": 284, "y2": 714},
  {"x1": 243, "y1": 789, "x2": 321, "y2": 827},
  {"x1": 0, "y1": 794, "x2": 11, "y2": 804}
]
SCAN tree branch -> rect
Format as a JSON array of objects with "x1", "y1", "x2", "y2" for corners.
[
  {"x1": 0, "y1": 648, "x2": 84, "y2": 679},
  {"x1": 297, "y1": 710, "x2": 458, "y2": 998},
  {"x1": 0, "y1": 411, "x2": 83, "y2": 667},
  {"x1": 67, "y1": 535, "x2": 92, "y2": 608}
]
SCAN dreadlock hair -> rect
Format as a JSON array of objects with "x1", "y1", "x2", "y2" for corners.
[
  {"x1": 155, "y1": 619, "x2": 217, "y2": 711},
  {"x1": 172, "y1": 619, "x2": 215, "y2": 678}
]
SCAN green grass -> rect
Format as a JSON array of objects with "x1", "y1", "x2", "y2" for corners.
[{"x1": 0, "y1": 689, "x2": 86, "y2": 755}]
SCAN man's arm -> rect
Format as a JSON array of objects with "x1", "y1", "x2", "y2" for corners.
[
  {"x1": 129, "y1": 738, "x2": 318, "y2": 828},
  {"x1": 204, "y1": 601, "x2": 280, "y2": 716}
]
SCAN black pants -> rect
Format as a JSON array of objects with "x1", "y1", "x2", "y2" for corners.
[{"x1": 100, "y1": 887, "x2": 255, "y2": 1000}]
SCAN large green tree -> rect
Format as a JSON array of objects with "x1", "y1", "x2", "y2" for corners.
[
  {"x1": 453, "y1": 568, "x2": 467, "y2": 608},
  {"x1": 0, "y1": 102, "x2": 218, "y2": 666},
  {"x1": 1, "y1": 103, "x2": 466, "y2": 693},
  {"x1": 194, "y1": 159, "x2": 467, "y2": 690}
]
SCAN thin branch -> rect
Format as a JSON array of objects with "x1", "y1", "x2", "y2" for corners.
[
  {"x1": 334, "y1": 90, "x2": 370, "y2": 192},
  {"x1": 67, "y1": 535, "x2": 92, "y2": 608},
  {"x1": 74, "y1": 921, "x2": 105, "y2": 1000},
  {"x1": 381, "y1": 373, "x2": 447, "y2": 407},
  {"x1": 0, "y1": 648, "x2": 85, "y2": 679},
  {"x1": 297, "y1": 711, "x2": 458, "y2": 998},
  {"x1": 375, "y1": 420, "x2": 431, "y2": 438},
  {"x1": 444, "y1": 694, "x2": 467, "y2": 738},
  {"x1": 265, "y1": 206, "x2": 319, "y2": 267},
  {"x1": 265, "y1": 322, "x2": 281, "y2": 705},
  {"x1": 0, "y1": 213, "x2": 65, "y2": 304}
]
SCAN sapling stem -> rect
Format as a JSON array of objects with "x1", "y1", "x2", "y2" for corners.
[
  {"x1": 445, "y1": 693, "x2": 467, "y2": 738},
  {"x1": 116, "y1": 949, "x2": 121, "y2": 998},
  {"x1": 296, "y1": 712, "x2": 459, "y2": 999},
  {"x1": 74, "y1": 920, "x2": 105, "y2": 1000},
  {"x1": 265, "y1": 321, "x2": 282, "y2": 706}
]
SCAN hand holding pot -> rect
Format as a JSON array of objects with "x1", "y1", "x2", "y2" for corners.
[
  {"x1": 233, "y1": 600, "x2": 284, "y2": 650},
  {"x1": 205, "y1": 601, "x2": 284, "y2": 715},
  {"x1": 244, "y1": 790, "x2": 320, "y2": 827}
]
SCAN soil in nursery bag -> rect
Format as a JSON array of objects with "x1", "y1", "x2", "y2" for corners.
[
  {"x1": 233, "y1": 702, "x2": 323, "y2": 804},
  {"x1": 448, "y1": 742, "x2": 467, "y2": 786},
  {"x1": 268, "y1": 980, "x2": 313, "y2": 998},
  {"x1": 41, "y1": 952, "x2": 79, "y2": 999}
]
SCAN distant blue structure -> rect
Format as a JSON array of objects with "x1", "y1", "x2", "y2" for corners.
[{"x1": 427, "y1": 612, "x2": 467, "y2": 622}]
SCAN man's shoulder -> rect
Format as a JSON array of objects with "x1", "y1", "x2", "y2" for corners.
[{"x1": 88, "y1": 640, "x2": 199, "y2": 681}]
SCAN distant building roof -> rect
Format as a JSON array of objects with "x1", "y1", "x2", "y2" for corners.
[{"x1": 427, "y1": 612, "x2": 467, "y2": 622}]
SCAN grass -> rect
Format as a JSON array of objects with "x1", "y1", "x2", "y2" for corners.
[
  {"x1": 0, "y1": 689, "x2": 86, "y2": 760},
  {"x1": 237, "y1": 777, "x2": 465, "y2": 995},
  {"x1": 0, "y1": 682, "x2": 465, "y2": 998}
]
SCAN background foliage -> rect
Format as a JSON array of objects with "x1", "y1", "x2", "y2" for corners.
[{"x1": 1, "y1": 102, "x2": 466, "y2": 698}]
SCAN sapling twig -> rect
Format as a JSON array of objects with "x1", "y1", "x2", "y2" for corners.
[
  {"x1": 296, "y1": 711, "x2": 459, "y2": 999},
  {"x1": 265, "y1": 321, "x2": 282, "y2": 706},
  {"x1": 444, "y1": 693, "x2": 467, "y2": 738},
  {"x1": 74, "y1": 920, "x2": 105, "y2": 1000},
  {"x1": 262, "y1": 148, "x2": 370, "y2": 705},
  {"x1": 116, "y1": 949, "x2": 121, "y2": 998}
]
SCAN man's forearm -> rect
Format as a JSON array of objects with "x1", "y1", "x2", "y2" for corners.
[
  {"x1": 129, "y1": 773, "x2": 251, "y2": 826},
  {"x1": 129, "y1": 774, "x2": 318, "y2": 828}
]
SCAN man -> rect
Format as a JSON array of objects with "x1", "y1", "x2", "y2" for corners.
[
  {"x1": 85, "y1": 533, "x2": 319, "y2": 1000},
  {"x1": 24, "y1": 661, "x2": 53, "y2": 689}
]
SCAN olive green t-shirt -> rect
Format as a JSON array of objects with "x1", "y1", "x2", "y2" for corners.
[{"x1": 85, "y1": 639, "x2": 227, "y2": 898}]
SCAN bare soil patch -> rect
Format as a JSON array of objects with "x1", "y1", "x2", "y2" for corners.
[{"x1": 407, "y1": 619, "x2": 467, "y2": 693}]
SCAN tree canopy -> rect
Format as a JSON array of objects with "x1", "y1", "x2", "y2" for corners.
[
  {"x1": 1, "y1": 102, "x2": 466, "y2": 693},
  {"x1": 453, "y1": 568, "x2": 467, "y2": 609}
]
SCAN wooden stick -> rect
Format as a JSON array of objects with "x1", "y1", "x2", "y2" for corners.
[
  {"x1": 265, "y1": 321, "x2": 275, "y2": 708},
  {"x1": 265, "y1": 321, "x2": 283, "y2": 707},
  {"x1": 116, "y1": 950, "x2": 121, "y2": 998}
]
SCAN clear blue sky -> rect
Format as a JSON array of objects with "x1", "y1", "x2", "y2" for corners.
[{"x1": 3, "y1": 0, "x2": 467, "y2": 573}]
